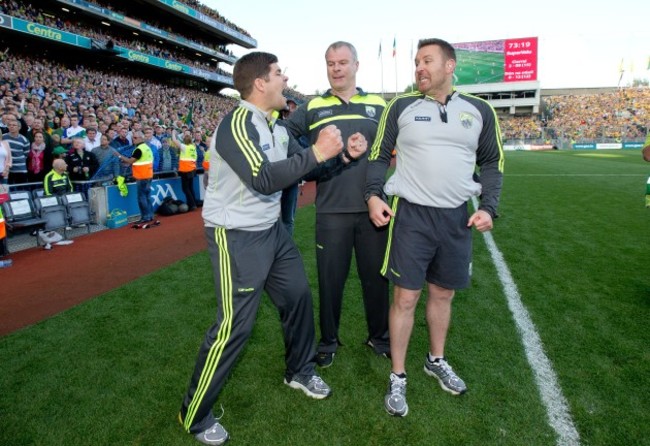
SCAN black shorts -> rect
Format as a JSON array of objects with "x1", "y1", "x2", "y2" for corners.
[{"x1": 382, "y1": 197, "x2": 472, "y2": 290}]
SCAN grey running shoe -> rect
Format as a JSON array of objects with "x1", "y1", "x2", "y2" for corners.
[
  {"x1": 424, "y1": 356, "x2": 467, "y2": 395},
  {"x1": 194, "y1": 421, "x2": 229, "y2": 445},
  {"x1": 384, "y1": 372, "x2": 409, "y2": 417},
  {"x1": 284, "y1": 374, "x2": 332, "y2": 399},
  {"x1": 316, "y1": 352, "x2": 335, "y2": 368}
]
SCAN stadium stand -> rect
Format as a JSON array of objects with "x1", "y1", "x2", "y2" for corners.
[
  {"x1": 498, "y1": 87, "x2": 649, "y2": 146},
  {"x1": 0, "y1": 0, "x2": 255, "y2": 251},
  {"x1": 0, "y1": 0, "x2": 647, "y2": 253}
]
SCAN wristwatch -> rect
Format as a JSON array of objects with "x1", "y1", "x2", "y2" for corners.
[{"x1": 342, "y1": 148, "x2": 358, "y2": 162}]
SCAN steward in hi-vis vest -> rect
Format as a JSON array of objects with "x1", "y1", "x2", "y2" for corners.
[
  {"x1": 131, "y1": 142, "x2": 154, "y2": 180},
  {"x1": 178, "y1": 142, "x2": 197, "y2": 173},
  {"x1": 202, "y1": 147, "x2": 210, "y2": 171},
  {"x1": 0, "y1": 206, "x2": 6, "y2": 241},
  {"x1": 172, "y1": 129, "x2": 198, "y2": 210},
  {"x1": 121, "y1": 132, "x2": 155, "y2": 222}
]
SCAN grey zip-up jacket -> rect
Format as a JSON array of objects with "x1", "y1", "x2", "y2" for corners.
[
  {"x1": 202, "y1": 100, "x2": 319, "y2": 231},
  {"x1": 366, "y1": 91, "x2": 504, "y2": 218}
]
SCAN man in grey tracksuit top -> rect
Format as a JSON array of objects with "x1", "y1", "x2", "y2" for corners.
[
  {"x1": 365, "y1": 38, "x2": 504, "y2": 417},
  {"x1": 179, "y1": 51, "x2": 365, "y2": 446}
]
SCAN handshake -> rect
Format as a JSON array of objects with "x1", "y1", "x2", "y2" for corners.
[{"x1": 311, "y1": 124, "x2": 367, "y2": 164}]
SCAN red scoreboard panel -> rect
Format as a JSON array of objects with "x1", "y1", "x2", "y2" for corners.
[{"x1": 504, "y1": 37, "x2": 538, "y2": 82}]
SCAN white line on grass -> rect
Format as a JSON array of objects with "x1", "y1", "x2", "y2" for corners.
[
  {"x1": 507, "y1": 173, "x2": 640, "y2": 177},
  {"x1": 472, "y1": 197, "x2": 581, "y2": 446}
]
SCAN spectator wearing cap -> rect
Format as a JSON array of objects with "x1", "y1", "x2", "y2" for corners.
[
  {"x1": 154, "y1": 124, "x2": 166, "y2": 141},
  {"x1": 51, "y1": 135, "x2": 68, "y2": 160}
]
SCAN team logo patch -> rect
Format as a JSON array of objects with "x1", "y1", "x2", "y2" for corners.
[
  {"x1": 261, "y1": 143, "x2": 271, "y2": 151},
  {"x1": 460, "y1": 112, "x2": 474, "y2": 129},
  {"x1": 317, "y1": 109, "x2": 333, "y2": 119},
  {"x1": 365, "y1": 106, "x2": 376, "y2": 118},
  {"x1": 415, "y1": 116, "x2": 432, "y2": 122}
]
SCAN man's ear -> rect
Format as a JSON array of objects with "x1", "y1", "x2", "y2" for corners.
[{"x1": 253, "y1": 77, "x2": 266, "y2": 94}]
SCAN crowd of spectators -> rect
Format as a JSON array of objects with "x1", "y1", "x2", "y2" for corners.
[
  {"x1": 454, "y1": 39, "x2": 504, "y2": 53},
  {"x1": 499, "y1": 87, "x2": 650, "y2": 142},
  {"x1": 182, "y1": 0, "x2": 252, "y2": 38},
  {"x1": 0, "y1": 1, "x2": 232, "y2": 75},
  {"x1": 89, "y1": 0, "x2": 235, "y2": 57},
  {"x1": 0, "y1": 53, "x2": 237, "y2": 186}
]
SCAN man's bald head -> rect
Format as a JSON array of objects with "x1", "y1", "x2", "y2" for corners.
[{"x1": 53, "y1": 159, "x2": 67, "y2": 173}]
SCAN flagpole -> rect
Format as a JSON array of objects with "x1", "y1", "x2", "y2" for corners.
[
  {"x1": 379, "y1": 40, "x2": 384, "y2": 99},
  {"x1": 393, "y1": 36, "x2": 398, "y2": 95},
  {"x1": 410, "y1": 39, "x2": 414, "y2": 92}
]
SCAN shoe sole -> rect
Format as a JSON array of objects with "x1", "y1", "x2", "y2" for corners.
[
  {"x1": 194, "y1": 432, "x2": 229, "y2": 446},
  {"x1": 284, "y1": 379, "x2": 331, "y2": 400},
  {"x1": 385, "y1": 402, "x2": 409, "y2": 417},
  {"x1": 423, "y1": 365, "x2": 466, "y2": 395}
]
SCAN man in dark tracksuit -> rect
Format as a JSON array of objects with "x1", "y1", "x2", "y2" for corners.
[
  {"x1": 284, "y1": 41, "x2": 390, "y2": 367},
  {"x1": 178, "y1": 52, "x2": 361, "y2": 446}
]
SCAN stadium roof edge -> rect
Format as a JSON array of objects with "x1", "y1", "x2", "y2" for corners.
[{"x1": 137, "y1": 0, "x2": 257, "y2": 49}]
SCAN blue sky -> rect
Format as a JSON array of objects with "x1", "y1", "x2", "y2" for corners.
[{"x1": 205, "y1": 0, "x2": 649, "y2": 95}]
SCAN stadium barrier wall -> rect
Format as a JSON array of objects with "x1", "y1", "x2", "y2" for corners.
[
  {"x1": 91, "y1": 175, "x2": 204, "y2": 224},
  {"x1": 503, "y1": 141, "x2": 644, "y2": 151}
]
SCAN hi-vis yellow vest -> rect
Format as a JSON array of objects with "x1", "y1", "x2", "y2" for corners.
[
  {"x1": 179, "y1": 143, "x2": 197, "y2": 173},
  {"x1": 0, "y1": 207, "x2": 6, "y2": 240},
  {"x1": 132, "y1": 143, "x2": 153, "y2": 180},
  {"x1": 202, "y1": 148, "x2": 210, "y2": 171}
]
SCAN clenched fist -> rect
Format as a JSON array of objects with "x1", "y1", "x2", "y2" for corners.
[
  {"x1": 345, "y1": 132, "x2": 367, "y2": 160},
  {"x1": 313, "y1": 124, "x2": 343, "y2": 162}
]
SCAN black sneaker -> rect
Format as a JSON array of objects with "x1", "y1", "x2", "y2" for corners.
[
  {"x1": 315, "y1": 352, "x2": 334, "y2": 368},
  {"x1": 365, "y1": 339, "x2": 391, "y2": 359}
]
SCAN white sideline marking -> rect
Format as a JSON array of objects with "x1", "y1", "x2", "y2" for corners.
[
  {"x1": 508, "y1": 173, "x2": 639, "y2": 177},
  {"x1": 473, "y1": 198, "x2": 581, "y2": 446}
]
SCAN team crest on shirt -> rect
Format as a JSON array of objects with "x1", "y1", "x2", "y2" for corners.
[
  {"x1": 365, "y1": 106, "x2": 376, "y2": 118},
  {"x1": 459, "y1": 112, "x2": 474, "y2": 129}
]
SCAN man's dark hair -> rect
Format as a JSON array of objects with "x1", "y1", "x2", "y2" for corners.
[
  {"x1": 233, "y1": 52, "x2": 278, "y2": 99},
  {"x1": 417, "y1": 38, "x2": 456, "y2": 61}
]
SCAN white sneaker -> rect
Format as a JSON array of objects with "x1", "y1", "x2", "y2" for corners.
[{"x1": 194, "y1": 421, "x2": 229, "y2": 445}]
